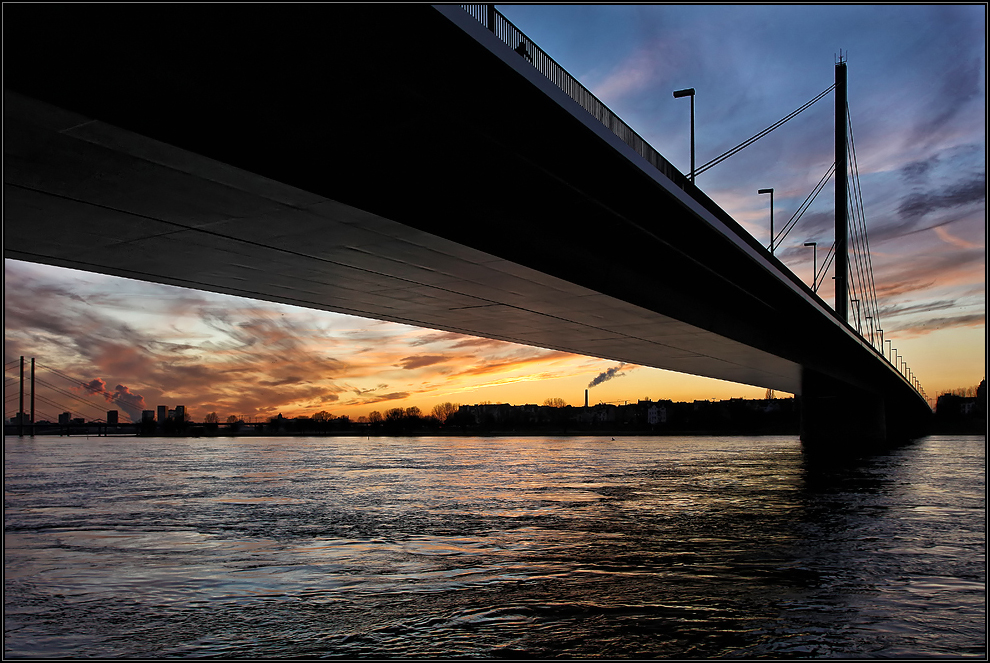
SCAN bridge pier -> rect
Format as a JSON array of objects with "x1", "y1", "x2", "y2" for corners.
[{"x1": 800, "y1": 367, "x2": 886, "y2": 451}]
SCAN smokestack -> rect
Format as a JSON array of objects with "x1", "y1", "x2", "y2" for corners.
[
  {"x1": 585, "y1": 389, "x2": 589, "y2": 407},
  {"x1": 30, "y1": 358, "x2": 35, "y2": 436},
  {"x1": 19, "y1": 356, "x2": 24, "y2": 437}
]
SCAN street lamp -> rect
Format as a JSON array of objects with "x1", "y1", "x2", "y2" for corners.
[
  {"x1": 851, "y1": 298, "x2": 861, "y2": 335},
  {"x1": 865, "y1": 315, "x2": 874, "y2": 346},
  {"x1": 673, "y1": 88, "x2": 695, "y2": 183},
  {"x1": 758, "y1": 188, "x2": 774, "y2": 254},
  {"x1": 804, "y1": 242, "x2": 817, "y2": 291}
]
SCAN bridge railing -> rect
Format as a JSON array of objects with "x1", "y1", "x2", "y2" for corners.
[
  {"x1": 461, "y1": 4, "x2": 688, "y2": 189},
  {"x1": 457, "y1": 6, "x2": 796, "y2": 278}
]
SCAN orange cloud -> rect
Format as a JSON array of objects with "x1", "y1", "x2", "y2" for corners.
[
  {"x1": 934, "y1": 225, "x2": 983, "y2": 250},
  {"x1": 398, "y1": 355, "x2": 450, "y2": 370}
]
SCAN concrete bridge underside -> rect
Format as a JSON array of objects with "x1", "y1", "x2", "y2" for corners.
[{"x1": 3, "y1": 5, "x2": 929, "y2": 443}]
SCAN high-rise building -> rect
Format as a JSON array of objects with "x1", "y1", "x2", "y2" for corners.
[
  {"x1": 157, "y1": 405, "x2": 167, "y2": 422},
  {"x1": 142, "y1": 410, "x2": 155, "y2": 422},
  {"x1": 175, "y1": 405, "x2": 185, "y2": 422},
  {"x1": 59, "y1": 412, "x2": 71, "y2": 425},
  {"x1": 106, "y1": 410, "x2": 119, "y2": 425}
]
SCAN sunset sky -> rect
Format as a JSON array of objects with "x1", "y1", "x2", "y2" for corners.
[{"x1": 4, "y1": 4, "x2": 985, "y2": 423}]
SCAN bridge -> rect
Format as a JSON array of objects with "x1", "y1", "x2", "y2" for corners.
[{"x1": 3, "y1": 4, "x2": 930, "y2": 446}]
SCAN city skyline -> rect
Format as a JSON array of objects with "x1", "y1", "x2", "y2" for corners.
[{"x1": 3, "y1": 5, "x2": 985, "y2": 423}]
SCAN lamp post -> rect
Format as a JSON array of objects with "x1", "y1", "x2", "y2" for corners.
[
  {"x1": 673, "y1": 88, "x2": 695, "y2": 183},
  {"x1": 803, "y1": 242, "x2": 817, "y2": 291},
  {"x1": 865, "y1": 315, "x2": 874, "y2": 346},
  {"x1": 758, "y1": 188, "x2": 774, "y2": 254},
  {"x1": 851, "y1": 299, "x2": 861, "y2": 335}
]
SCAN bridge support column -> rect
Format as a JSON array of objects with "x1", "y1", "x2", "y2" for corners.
[{"x1": 800, "y1": 367, "x2": 886, "y2": 451}]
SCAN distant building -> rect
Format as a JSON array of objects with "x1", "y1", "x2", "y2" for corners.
[
  {"x1": 142, "y1": 410, "x2": 155, "y2": 422},
  {"x1": 175, "y1": 405, "x2": 185, "y2": 422},
  {"x1": 646, "y1": 403, "x2": 667, "y2": 425},
  {"x1": 167, "y1": 408, "x2": 176, "y2": 421},
  {"x1": 600, "y1": 404, "x2": 618, "y2": 423},
  {"x1": 59, "y1": 412, "x2": 71, "y2": 425},
  {"x1": 157, "y1": 405, "x2": 167, "y2": 422},
  {"x1": 106, "y1": 410, "x2": 119, "y2": 425}
]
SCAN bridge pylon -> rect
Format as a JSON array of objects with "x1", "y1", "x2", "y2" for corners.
[
  {"x1": 834, "y1": 57, "x2": 848, "y2": 322},
  {"x1": 800, "y1": 367, "x2": 885, "y2": 450}
]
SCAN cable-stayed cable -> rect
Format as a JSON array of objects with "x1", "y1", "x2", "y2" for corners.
[
  {"x1": 694, "y1": 84, "x2": 836, "y2": 177},
  {"x1": 32, "y1": 375, "x2": 111, "y2": 420},
  {"x1": 847, "y1": 130, "x2": 878, "y2": 347},
  {"x1": 36, "y1": 362, "x2": 136, "y2": 411},
  {"x1": 848, "y1": 106, "x2": 883, "y2": 346},
  {"x1": 774, "y1": 162, "x2": 835, "y2": 247},
  {"x1": 848, "y1": 177, "x2": 872, "y2": 338},
  {"x1": 847, "y1": 182, "x2": 869, "y2": 334},
  {"x1": 817, "y1": 242, "x2": 836, "y2": 286}
]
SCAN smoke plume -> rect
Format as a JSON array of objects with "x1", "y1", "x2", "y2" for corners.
[
  {"x1": 588, "y1": 363, "x2": 627, "y2": 388},
  {"x1": 79, "y1": 377, "x2": 148, "y2": 422},
  {"x1": 81, "y1": 378, "x2": 107, "y2": 394}
]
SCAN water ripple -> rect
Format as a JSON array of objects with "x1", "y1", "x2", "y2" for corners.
[{"x1": 4, "y1": 434, "x2": 985, "y2": 658}]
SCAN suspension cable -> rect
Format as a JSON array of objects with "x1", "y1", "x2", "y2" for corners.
[{"x1": 694, "y1": 84, "x2": 836, "y2": 177}]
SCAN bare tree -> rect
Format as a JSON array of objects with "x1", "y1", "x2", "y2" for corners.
[
  {"x1": 431, "y1": 402, "x2": 460, "y2": 424},
  {"x1": 543, "y1": 397, "x2": 567, "y2": 408},
  {"x1": 204, "y1": 412, "x2": 220, "y2": 424}
]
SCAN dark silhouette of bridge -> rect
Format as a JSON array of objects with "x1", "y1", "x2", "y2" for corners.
[{"x1": 2, "y1": 4, "x2": 930, "y2": 446}]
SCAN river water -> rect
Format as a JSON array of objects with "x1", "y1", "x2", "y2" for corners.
[{"x1": 4, "y1": 434, "x2": 985, "y2": 658}]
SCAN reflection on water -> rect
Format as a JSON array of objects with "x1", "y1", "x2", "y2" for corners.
[{"x1": 4, "y1": 435, "x2": 985, "y2": 658}]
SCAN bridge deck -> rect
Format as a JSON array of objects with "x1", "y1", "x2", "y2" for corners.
[{"x1": 4, "y1": 4, "x2": 924, "y2": 416}]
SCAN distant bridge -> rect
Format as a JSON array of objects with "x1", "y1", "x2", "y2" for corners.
[{"x1": 2, "y1": 4, "x2": 930, "y2": 446}]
